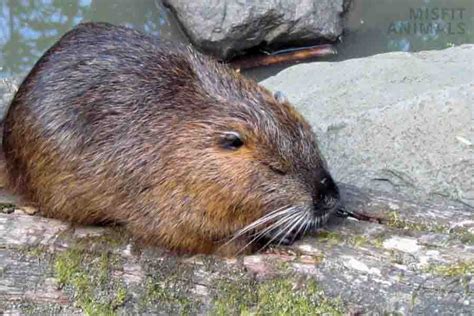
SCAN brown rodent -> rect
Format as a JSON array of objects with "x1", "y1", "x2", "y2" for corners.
[{"x1": 2, "y1": 22, "x2": 341, "y2": 255}]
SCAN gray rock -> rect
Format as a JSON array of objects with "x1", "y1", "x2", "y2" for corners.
[
  {"x1": 0, "y1": 77, "x2": 19, "y2": 121},
  {"x1": 163, "y1": 0, "x2": 348, "y2": 60},
  {"x1": 261, "y1": 45, "x2": 474, "y2": 206}
]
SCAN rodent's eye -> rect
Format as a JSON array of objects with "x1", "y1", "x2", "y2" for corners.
[{"x1": 219, "y1": 132, "x2": 244, "y2": 150}]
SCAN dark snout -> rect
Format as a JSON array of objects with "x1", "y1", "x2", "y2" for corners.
[
  {"x1": 312, "y1": 173, "x2": 342, "y2": 217},
  {"x1": 313, "y1": 194, "x2": 343, "y2": 219},
  {"x1": 314, "y1": 194, "x2": 342, "y2": 213}
]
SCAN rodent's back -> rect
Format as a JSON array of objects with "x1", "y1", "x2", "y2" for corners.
[{"x1": 3, "y1": 23, "x2": 204, "y2": 223}]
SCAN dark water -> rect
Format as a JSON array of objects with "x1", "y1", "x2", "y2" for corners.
[
  {"x1": 0, "y1": 0, "x2": 473, "y2": 80},
  {"x1": 339, "y1": 0, "x2": 473, "y2": 58},
  {"x1": 247, "y1": 0, "x2": 474, "y2": 79},
  {"x1": 0, "y1": 0, "x2": 187, "y2": 78}
]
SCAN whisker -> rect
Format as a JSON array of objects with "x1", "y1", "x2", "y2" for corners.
[
  {"x1": 230, "y1": 206, "x2": 297, "y2": 239},
  {"x1": 219, "y1": 205, "x2": 297, "y2": 251},
  {"x1": 257, "y1": 212, "x2": 305, "y2": 251},
  {"x1": 294, "y1": 211, "x2": 311, "y2": 243},
  {"x1": 235, "y1": 211, "x2": 298, "y2": 255},
  {"x1": 313, "y1": 216, "x2": 321, "y2": 230},
  {"x1": 302, "y1": 212, "x2": 312, "y2": 235},
  {"x1": 253, "y1": 204, "x2": 294, "y2": 220},
  {"x1": 276, "y1": 213, "x2": 303, "y2": 246},
  {"x1": 258, "y1": 213, "x2": 303, "y2": 251},
  {"x1": 248, "y1": 211, "x2": 297, "y2": 241},
  {"x1": 277, "y1": 211, "x2": 308, "y2": 246},
  {"x1": 235, "y1": 206, "x2": 294, "y2": 233}
]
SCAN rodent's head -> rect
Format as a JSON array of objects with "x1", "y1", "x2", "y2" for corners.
[{"x1": 153, "y1": 54, "x2": 341, "y2": 253}]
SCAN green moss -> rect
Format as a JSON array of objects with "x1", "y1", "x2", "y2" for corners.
[
  {"x1": 312, "y1": 230, "x2": 384, "y2": 249},
  {"x1": 386, "y1": 212, "x2": 474, "y2": 245},
  {"x1": 311, "y1": 228, "x2": 389, "y2": 250},
  {"x1": 114, "y1": 285, "x2": 128, "y2": 307},
  {"x1": 386, "y1": 212, "x2": 446, "y2": 233},
  {"x1": 16, "y1": 222, "x2": 129, "y2": 314},
  {"x1": 54, "y1": 248, "x2": 82, "y2": 286},
  {"x1": 274, "y1": 259, "x2": 292, "y2": 271},
  {"x1": 256, "y1": 279, "x2": 343, "y2": 315},
  {"x1": 98, "y1": 252, "x2": 113, "y2": 285},
  {"x1": 450, "y1": 228, "x2": 474, "y2": 245},
  {"x1": 140, "y1": 258, "x2": 197, "y2": 315},
  {"x1": 313, "y1": 231, "x2": 343, "y2": 245},
  {"x1": 212, "y1": 279, "x2": 255, "y2": 315},
  {"x1": 426, "y1": 260, "x2": 474, "y2": 293},
  {"x1": 143, "y1": 276, "x2": 193, "y2": 315},
  {"x1": 349, "y1": 235, "x2": 369, "y2": 247},
  {"x1": 427, "y1": 260, "x2": 474, "y2": 277},
  {"x1": 212, "y1": 277, "x2": 344, "y2": 315},
  {"x1": 20, "y1": 245, "x2": 49, "y2": 259},
  {"x1": 53, "y1": 244, "x2": 126, "y2": 316},
  {"x1": 137, "y1": 254, "x2": 206, "y2": 314},
  {"x1": 372, "y1": 236, "x2": 386, "y2": 248}
]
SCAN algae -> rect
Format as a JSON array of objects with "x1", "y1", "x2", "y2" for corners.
[
  {"x1": 426, "y1": 260, "x2": 474, "y2": 293},
  {"x1": 212, "y1": 277, "x2": 344, "y2": 315},
  {"x1": 49, "y1": 228, "x2": 130, "y2": 316},
  {"x1": 386, "y1": 211, "x2": 473, "y2": 245}
]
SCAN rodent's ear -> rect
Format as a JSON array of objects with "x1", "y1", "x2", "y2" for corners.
[
  {"x1": 218, "y1": 132, "x2": 244, "y2": 150},
  {"x1": 273, "y1": 90, "x2": 288, "y2": 103}
]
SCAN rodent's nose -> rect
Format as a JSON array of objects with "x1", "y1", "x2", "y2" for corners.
[
  {"x1": 313, "y1": 194, "x2": 341, "y2": 216},
  {"x1": 323, "y1": 195, "x2": 338, "y2": 209},
  {"x1": 312, "y1": 172, "x2": 341, "y2": 215}
]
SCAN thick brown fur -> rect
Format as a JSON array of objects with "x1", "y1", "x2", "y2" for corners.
[{"x1": 2, "y1": 22, "x2": 340, "y2": 255}]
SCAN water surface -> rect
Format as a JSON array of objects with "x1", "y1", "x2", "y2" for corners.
[{"x1": 0, "y1": 0, "x2": 187, "y2": 78}]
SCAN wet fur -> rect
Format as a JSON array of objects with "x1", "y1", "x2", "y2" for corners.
[{"x1": 3, "y1": 22, "x2": 340, "y2": 255}]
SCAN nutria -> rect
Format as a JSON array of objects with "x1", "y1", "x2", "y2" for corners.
[{"x1": 2, "y1": 22, "x2": 341, "y2": 255}]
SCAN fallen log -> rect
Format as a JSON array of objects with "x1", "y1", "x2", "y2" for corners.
[{"x1": 0, "y1": 184, "x2": 472, "y2": 315}]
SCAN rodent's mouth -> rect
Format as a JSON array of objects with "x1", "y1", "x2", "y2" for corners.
[{"x1": 224, "y1": 204, "x2": 338, "y2": 253}]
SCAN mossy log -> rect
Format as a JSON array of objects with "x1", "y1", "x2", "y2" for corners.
[{"x1": 0, "y1": 184, "x2": 472, "y2": 315}]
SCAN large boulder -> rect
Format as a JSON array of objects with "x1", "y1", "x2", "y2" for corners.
[
  {"x1": 163, "y1": 0, "x2": 348, "y2": 60},
  {"x1": 261, "y1": 45, "x2": 474, "y2": 206},
  {"x1": 0, "y1": 78, "x2": 19, "y2": 121}
]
